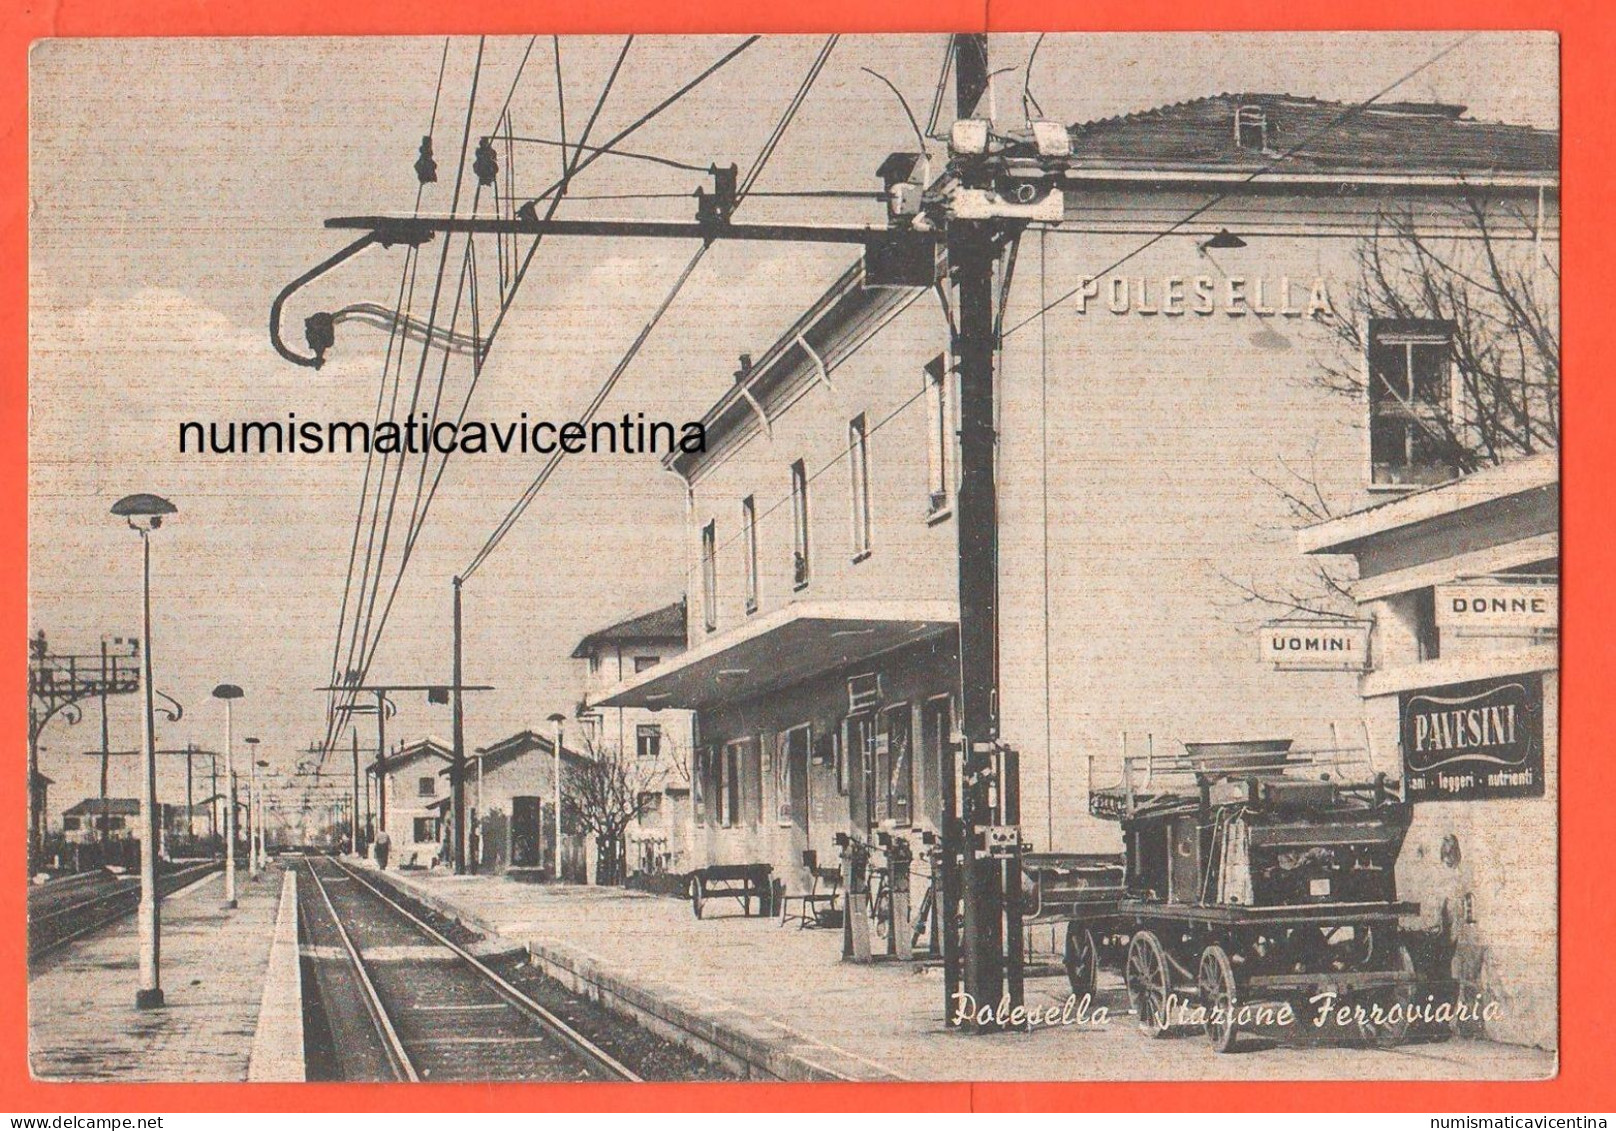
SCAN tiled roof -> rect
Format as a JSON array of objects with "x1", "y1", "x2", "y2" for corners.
[
  {"x1": 65, "y1": 797, "x2": 140, "y2": 816},
  {"x1": 1063, "y1": 94, "x2": 1558, "y2": 177},
  {"x1": 466, "y1": 729, "x2": 589, "y2": 774},
  {"x1": 369, "y1": 736, "x2": 452, "y2": 775},
  {"x1": 571, "y1": 598, "x2": 687, "y2": 658}
]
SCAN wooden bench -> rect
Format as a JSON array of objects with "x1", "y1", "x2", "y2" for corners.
[{"x1": 689, "y1": 863, "x2": 773, "y2": 919}]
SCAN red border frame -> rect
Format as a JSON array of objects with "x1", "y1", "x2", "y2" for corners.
[{"x1": 4, "y1": 0, "x2": 1611, "y2": 1113}]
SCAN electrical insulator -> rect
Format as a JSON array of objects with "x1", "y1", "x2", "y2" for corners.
[
  {"x1": 876, "y1": 151, "x2": 926, "y2": 222},
  {"x1": 303, "y1": 312, "x2": 336, "y2": 365},
  {"x1": 696, "y1": 163, "x2": 739, "y2": 229},
  {"x1": 414, "y1": 136, "x2": 438, "y2": 185},
  {"x1": 473, "y1": 138, "x2": 499, "y2": 188}
]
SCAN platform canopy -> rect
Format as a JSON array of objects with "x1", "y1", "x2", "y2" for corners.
[{"x1": 595, "y1": 599, "x2": 958, "y2": 712}]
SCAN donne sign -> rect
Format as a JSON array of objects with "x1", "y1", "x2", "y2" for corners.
[
  {"x1": 1435, "y1": 581, "x2": 1558, "y2": 632},
  {"x1": 1260, "y1": 620, "x2": 1371, "y2": 671}
]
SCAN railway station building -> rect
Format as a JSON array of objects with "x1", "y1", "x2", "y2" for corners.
[
  {"x1": 572, "y1": 599, "x2": 698, "y2": 877},
  {"x1": 597, "y1": 93, "x2": 1558, "y2": 975},
  {"x1": 369, "y1": 736, "x2": 451, "y2": 868},
  {"x1": 459, "y1": 729, "x2": 592, "y2": 881}
]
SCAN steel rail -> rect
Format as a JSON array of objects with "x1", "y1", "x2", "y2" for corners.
[
  {"x1": 29, "y1": 863, "x2": 219, "y2": 957},
  {"x1": 302, "y1": 858, "x2": 420, "y2": 1082},
  {"x1": 327, "y1": 856, "x2": 641, "y2": 1082}
]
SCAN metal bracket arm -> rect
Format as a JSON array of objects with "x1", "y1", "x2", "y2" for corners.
[{"x1": 270, "y1": 229, "x2": 430, "y2": 369}]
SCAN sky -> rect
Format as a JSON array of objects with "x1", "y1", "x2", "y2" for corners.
[{"x1": 27, "y1": 32, "x2": 1558, "y2": 818}]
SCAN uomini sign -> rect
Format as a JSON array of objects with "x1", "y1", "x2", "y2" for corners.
[{"x1": 1259, "y1": 620, "x2": 1371, "y2": 672}]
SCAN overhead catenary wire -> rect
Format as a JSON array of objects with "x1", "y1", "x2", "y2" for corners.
[
  {"x1": 460, "y1": 243, "x2": 712, "y2": 583},
  {"x1": 319, "y1": 39, "x2": 487, "y2": 766},
  {"x1": 322, "y1": 37, "x2": 453, "y2": 759},
  {"x1": 430, "y1": 32, "x2": 762, "y2": 305},
  {"x1": 372, "y1": 38, "x2": 636, "y2": 608},
  {"x1": 327, "y1": 37, "x2": 451, "y2": 692},
  {"x1": 346, "y1": 36, "x2": 761, "y2": 718},
  {"x1": 459, "y1": 35, "x2": 839, "y2": 583},
  {"x1": 483, "y1": 38, "x2": 538, "y2": 299},
  {"x1": 352, "y1": 37, "x2": 486, "y2": 668},
  {"x1": 341, "y1": 34, "x2": 571, "y2": 731},
  {"x1": 323, "y1": 243, "x2": 421, "y2": 756},
  {"x1": 324, "y1": 33, "x2": 1482, "y2": 770},
  {"x1": 395, "y1": 36, "x2": 549, "y2": 558},
  {"x1": 497, "y1": 134, "x2": 710, "y2": 173}
]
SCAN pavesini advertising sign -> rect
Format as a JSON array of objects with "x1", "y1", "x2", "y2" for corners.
[{"x1": 1399, "y1": 674, "x2": 1546, "y2": 801}]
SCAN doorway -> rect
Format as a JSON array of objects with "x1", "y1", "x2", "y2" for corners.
[
  {"x1": 846, "y1": 713, "x2": 876, "y2": 832},
  {"x1": 510, "y1": 796, "x2": 543, "y2": 868},
  {"x1": 779, "y1": 725, "x2": 811, "y2": 865},
  {"x1": 920, "y1": 696, "x2": 952, "y2": 830}
]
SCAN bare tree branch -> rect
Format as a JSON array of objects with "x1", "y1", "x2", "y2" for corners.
[
  {"x1": 562, "y1": 738, "x2": 660, "y2": 885},
  {"x1": 1229, "y1": 193, "x2": 1557, "y2": 621}
]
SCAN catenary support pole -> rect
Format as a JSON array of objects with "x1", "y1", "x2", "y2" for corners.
[
  {"x1": 99, "y1": 640, "x2": 111, "y2": 852},
  {"x1": 451, "y1": 576, "x2": 467, "y2": 873},
  {"x1": 351, "y1": 728, "x2": 361, "y2": 855},
  {"x1": 376, "y1": 689, "x2": 388, "y2": 834},
  {"x1": 945, "y1": 31, "x2": 1024, "y2": 1033}
]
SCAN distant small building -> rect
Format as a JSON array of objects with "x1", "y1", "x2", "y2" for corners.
[
  {"x1": 572, "y1": 599, "x2": 697, "y2": 877},
  {"x1": 461, "y1": 729, "x2": 591, "y2": 881},
  {"x1": 58, "y1": 797, "x2": 189, "y2": 843},
  {"x1": 368, "y1": 737, "x2": 452, "y2": 867},
  {"x1": 60, "y1": 797, "x2": 139, "y2": 843}
]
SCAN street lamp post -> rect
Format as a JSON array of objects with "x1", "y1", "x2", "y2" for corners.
[
  {"x1": 245, "y1": 737, "x2": 262, "y2": 876},
  {"x1": 212, "y1": 684, "x2": 243, "y2": 908},
  {"x1": 547, "y1": 712, "x2": 566, "y2": 883},
  {"x1": 255, "y1": 757, "x2": 270, "y2": 864},
  {"x1": 112, "y1": 492, "x2": 177, "y2": 1011}
]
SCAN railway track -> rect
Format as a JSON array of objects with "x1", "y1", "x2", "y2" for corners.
[
  {"x1": 296, "y1": 855, "x2": 641, "y2": 1082},
  {"x1": 28, "y1": 862, "x2": 221, "y2": 958}
]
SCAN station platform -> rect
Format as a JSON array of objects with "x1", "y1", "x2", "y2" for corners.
[
  {"x1": 28, "y1": 864, "x2": 303, "y2": 1082},
  {"x1": 373, "y1": 863, "x2": 1559, "y2": 1083}
]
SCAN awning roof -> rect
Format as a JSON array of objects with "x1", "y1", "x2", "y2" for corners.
[
  {"x1": 1298, "y1": 450, "x2": 1558, "y2": 557},
  {"x1": 595, "y1": 599, "x2": 958, "y2": 711}
]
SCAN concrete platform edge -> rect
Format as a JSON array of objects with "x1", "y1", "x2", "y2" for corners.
[
  {"x1": 246, "y1": 869, "x2": 306, "y2": 1082},
  {"x1": 366, "y1": 868, "x2": 903, "y2": 1083}
]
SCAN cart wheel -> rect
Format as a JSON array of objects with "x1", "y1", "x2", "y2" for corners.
[
  {"x1": 1063, "y1": 924, "x2": 1098, "y2": 1001},
  {"x1": 1125, "y1": 931, "x2": 1174, "y2": 1039},
  {"x1": 1197, "y1": 944, "x2": 1240, "y2": 1053},
  {"x1": 690, "y1": 875, "x2": 706, "y2": 919},
  {"x1": 1357, "y1": 944, "x2": 1417, "y2": 1047},
  {"x1": 872, "y1": 888, "x2": 892, "y2": 940}
]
